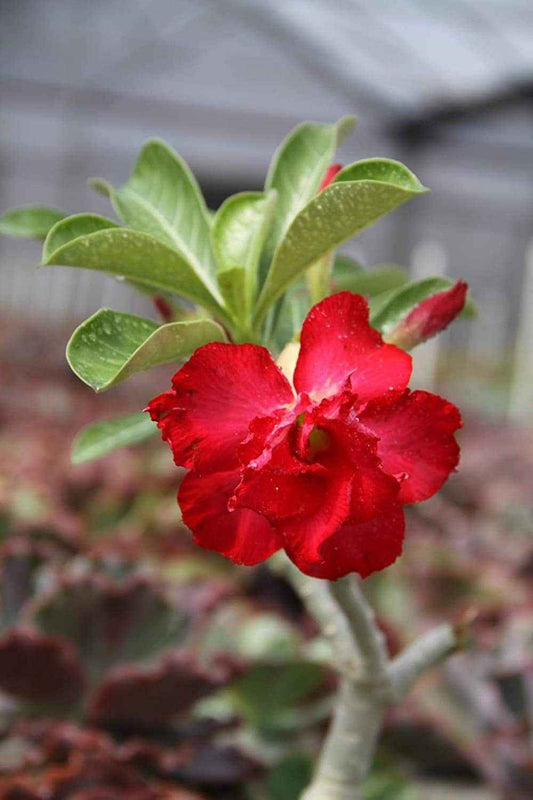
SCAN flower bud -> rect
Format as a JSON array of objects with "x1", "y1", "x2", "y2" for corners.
[
  {"x1": 385, "y1": 280, "x2": 468, "y2": 351},
  {"x1": 319, "y1": 163, "x2": 342, "y2": 191}
]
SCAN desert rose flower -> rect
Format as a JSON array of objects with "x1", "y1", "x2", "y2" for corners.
[{"x1": 147, "y1": 293, "x2": 461, "y2": 580}]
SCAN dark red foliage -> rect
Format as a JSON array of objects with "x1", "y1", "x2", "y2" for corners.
[
  {"x1": 0, "y1": 629, "x2": 84, "y2": 703},
  {"x1": 89, "y1": 651, "x2": 234, "y2": 728},
  {"x1": 0, "y1": 720, "x2": 258, "y2": 798}
]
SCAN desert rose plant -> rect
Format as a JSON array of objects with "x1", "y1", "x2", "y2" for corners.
[{"x1": 1, "y1": 116, "x2": 472, "y2": 798}]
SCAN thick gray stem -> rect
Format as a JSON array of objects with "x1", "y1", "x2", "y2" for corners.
[
  {"x1": 329, "y1": 576, "x2": 390, "y2": 681},
  {"x1": 270, "y1": 554, "x2": 357, "y2": 666},
  {"x1": 301, "y1": 576, "x2": 393, "y2": 800},
  {"x1": 301, "y1": 677, "x2": 387, "y2": 800},
  {"x1": 389, "y1": 623, "x2": 458, "y2": 696},
  {"x1": 275, "y1": 557, "x2": 464, "y2": 800}
]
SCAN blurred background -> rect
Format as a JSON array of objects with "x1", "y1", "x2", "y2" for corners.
[
  {"x1": 0, "y1": 2, "x2": 532, "y2": 799},
  {"x1": 2, "y1": 0, "x2": 533, "y2": 416}
]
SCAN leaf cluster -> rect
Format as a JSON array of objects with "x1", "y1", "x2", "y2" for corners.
[{"x1": 1, "y1": 118, "x2": 471, "y2": 464}]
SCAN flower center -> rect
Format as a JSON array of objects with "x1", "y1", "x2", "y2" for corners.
[
  {"x1": 295, "y1": 407, "x2": 332, "y2": 461},
  {"x1": 308, "y1": 426, "x2": 331, "y2": 458}
]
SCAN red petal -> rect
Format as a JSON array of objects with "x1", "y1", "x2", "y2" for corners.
[
  {"x1": 233, "y1": 420, "x2": 327, "y2": 522},
  {"x1": 386, "y1": 280, "x2": 468, "y2": 350},
  {"x1": 285, "y1": 505, "x2": 405, "y2": 580},
  {"x1": 235, "y1": 421, "x2": 353, "y2": 558},
  {"x1": 234, "y1": 467, "x2": 327, "y2": 522},
  {"x1": 235, "y1": 416, "x2": 400, "y2": 577},
  {"x1": 277, "y1": 470, "x2": 354, "y2": 562},
  {"x1": 277, "y1": 458, "x2": 400, "y2": 573},
  {"x1": 179, "y1": 468, "x2": 282, "y2": 566},
  {"x1": 294, "y1": 292, "x2": 412, "y2": 403},
  {"x1": 238, "y1": 406, "x2": 298, "y2": 468},
  {"x1": 348, "y1": 345, "x2": 412, "y2": 406},
  {"x1": 349, "y1": 462, "x2": 401, "y2": 522},
  {"x1": 360, "y1": 390, "x2": 462, "y2": 504},
  {"x1": 147, "y1": 343, "x2": 293, "y2": 472}
]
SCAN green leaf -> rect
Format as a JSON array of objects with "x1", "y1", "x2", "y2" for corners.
[
  {"x1": 216, "y1": 267, "x2": 248, "y2": 322},
  {"x1": 67, "y1": 309, "x2": 226, "y2": 392},
  {"x1": 71, "y1": 413, "x2": 157, "y2": 464},
  {"x1": 255, "y1": 158, "x2": 427, "y2": 323},
  {"x1": 0, "y1": 205, "x2": 67, "y2": 239},
  {"x1": 333, "y1": 253, "x2": 363, "y2": 273},
  {"x1": 43, "y1": 213, "x2": 118, "y2": 261},
  {"x1": 33, "y1": 567, "x2": 187, "y2": 681},
  {"x1": 233, "y1": 661, "x2": 325, "y2": 730},
  {"x1": 370, "y1": 277, "x2": 473, "y2": 336},
  {"x1": 87, "y1": 177, "x2": 113, "y2": 198},
  {"x1": 333, "y1": 259, "x2": 409, "y2": 297},
  {"x1": 212, "y1": 190, "x2": 277, "y2": 318},
  {"x1": 307, "y1": 251, "x2": 334, "y2": 304},
  {"x1": 44, "y1": 214, "x2": 205, "y2": 302},
  {"x1": 111, "y1": 139, "x2": 219, "y2": 296},
  {"x1": 267, "y1": 755, "x2": 313, "y2": 800},
  {"x1": 335, "y1": 158, "x2": 424, "y2": 189},
  {"x1": 42, "y1": 226, "x2": 226, "y2": 317},
  {"x1": 363, "y1": 774, "x2": 415, "y2": 800},
  {"x1": 261, "y1": 116, "x2": 356, "y2": 271},
  {"x1": 271, "y1": 281, "x2": 310, "y2": 350},
  {"x1": 367, "y1": 287, "x2": 400, "y2": 320}
]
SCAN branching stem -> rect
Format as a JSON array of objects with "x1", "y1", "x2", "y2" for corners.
[
  {"x1": 274, "y1": 557, "x2": 465, "y2": 800},
  {"x1": 389, "y1": 622, "x2": 458, "y2": 697},
  {"x1": 329, "y1": 576, "x2": 390, "y2": 682}
]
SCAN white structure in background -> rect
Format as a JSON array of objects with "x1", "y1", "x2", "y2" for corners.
[
  {"x1": 408, "y1": 240, "x2": 447, "y2": 392},
  {"x1": 467, "y1": 288, "x2": 509, "y2": 367},
  {"x1": 509, "y1": 240, "x2": 533, "y2": 421}
]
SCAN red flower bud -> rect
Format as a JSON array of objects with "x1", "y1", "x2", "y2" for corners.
[
  {"x1": 153, "y1": 295, "x2": 174, "y2": 322},
  {"x1": 386, "y1": 280, "x2": 468, "y2": 351},
  {"x1": 319, "y1": 163, "x2": 343, "y2": 191}
]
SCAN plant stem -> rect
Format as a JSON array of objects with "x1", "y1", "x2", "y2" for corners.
[
  {"x1": 270, "y1": 553, "x2": 355, "y2": 666},
  {"x1": 302, "y1": 676, "x2": 387, "y2": 800},
  {"x1": 274, "y1": 559, "x2": 466, "y2": 800},
  {"x1": 301, "y1": 577, "x2": 393, "y2": 800},
  {"x1": 329, "y1": 577, "x2": 390, "y2": 681},
  {"x1": 389, "y1": 622, "x2": 458, "y2": 696}
]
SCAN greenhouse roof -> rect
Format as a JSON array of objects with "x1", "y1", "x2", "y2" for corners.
[{"x1": 2, "y1": 0, "x2": 532, "y2": 121}]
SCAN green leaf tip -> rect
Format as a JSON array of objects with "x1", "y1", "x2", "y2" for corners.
[
  {"x1": 66, "y1": 309, "x2": 226, "y2": 392},
  {"x1": 0, "y1": 205, "x2": 67, "y2": 240},
  {"x1": 87, "y1": 177, "x2": 113, "y2": 198},
  {"x1": 335, "y1": 158, "x2": 428, "y2": 193},
  {"x1": 71, "y1": 412, "x2": 157, "y2": 464},
  {"x1": 261, "y1": 117, "x2": 355, "y2": 275},
  {"x1": 335, "y1": 114, "x2": 357, "y2": 145},
  {"x1": 42, "y1": 213, "x2": 118, "y2": 264},
  {"x1": 112, "y1": 138, "x2": 217, "y2": 278}
]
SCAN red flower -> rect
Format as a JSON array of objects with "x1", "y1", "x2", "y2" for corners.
[
  {"x1": 386, "y1": 280, "x2": 468, "y2": 351},
  {"x1": 147, "y1": 293, "x2": 461, "y2": 580}
]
